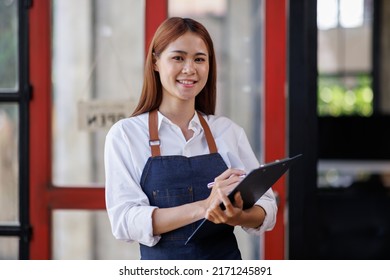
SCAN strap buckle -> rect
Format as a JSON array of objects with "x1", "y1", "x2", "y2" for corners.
[{"x1": 149, "y1": 139, "x2": 161, "y2": 146}]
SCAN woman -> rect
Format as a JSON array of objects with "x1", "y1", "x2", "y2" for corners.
[{"x1": 105, "y1": 17, "x2": 277, "y2": 260}]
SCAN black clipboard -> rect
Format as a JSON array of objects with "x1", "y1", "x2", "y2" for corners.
[{"x1": 185, "y1": 154, "x2": 302, "y2": 244}]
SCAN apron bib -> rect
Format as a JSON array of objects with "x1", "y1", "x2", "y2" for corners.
[{"x1": 139, "y1": 110, "x2": 241, "y2": 260}]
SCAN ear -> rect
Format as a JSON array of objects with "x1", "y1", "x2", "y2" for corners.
[
  {"x1": 153, "y1": 62, "x2": 159, "y2": 72},
  {"x1": 152, "y1": 53, "x2": 159, "y2": 72}
]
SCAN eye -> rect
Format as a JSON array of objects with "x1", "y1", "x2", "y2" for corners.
[
  {"x1": 172, "y1": 56, "x2": 184, "y2": 61},
  {"x1": 195, "y1": 57, "x2": 206, "y2": 63}
]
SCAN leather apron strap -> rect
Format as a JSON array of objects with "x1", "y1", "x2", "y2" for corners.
[
  {"x1": 196, "y1": 111, "x2": 218, "y2": 154},
  {"x1": 148, "y1": 109, "x2": 218, "y2": 157},
  {"x1": 148, "y1": 109, "x2": 161, "y2": 157}
]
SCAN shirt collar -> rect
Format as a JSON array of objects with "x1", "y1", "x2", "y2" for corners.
[
  {"x1": 189, "y1": 112, "x2": 202, "y2": 133},
  {"x1": 156, "y1": 110, "x2": 203, "y2": 133}
]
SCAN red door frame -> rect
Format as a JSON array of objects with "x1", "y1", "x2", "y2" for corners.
[
  {"x1": 29, "y1": 0, "x2": 168, "y2": 260},
  {"x1": 29, "y1": 0, "x2": 285, "y2": 260},
  {"x1": 264, "y1": 0, "x2": 287, "y2": 260}
]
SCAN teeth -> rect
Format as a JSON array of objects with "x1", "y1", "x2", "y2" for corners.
[{"x1": 179, "y1": 80, "x2": 194, "y2": 85}]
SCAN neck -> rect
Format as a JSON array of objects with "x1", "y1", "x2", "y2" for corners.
[
  {"x1": 158, "y1": 101, "x2": 196, "y2": 141},
  {"x1": 158, "y1": 101, "x2": 196, "y2": 129}
]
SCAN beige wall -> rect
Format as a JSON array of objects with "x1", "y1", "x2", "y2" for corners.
[{"x1": 318, "y1": 26, "x2": 372, "y2": 73}]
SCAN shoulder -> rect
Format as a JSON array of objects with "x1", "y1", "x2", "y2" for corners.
[
  {"x1": 106, "y1": 112, "x2": 149, "y2": 139},
  {"x1": 203, "y1": 115, "x2": 245, "y2": 142},
  {"x1": 202, "y1": 113, "x2": 245, "y2": 137}
]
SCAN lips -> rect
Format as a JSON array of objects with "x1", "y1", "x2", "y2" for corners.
[{"x1": 177, "y1": 80, "x2": 196, "y2": 85}]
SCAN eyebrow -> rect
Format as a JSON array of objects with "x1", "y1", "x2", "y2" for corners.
[{"x1": 170, "y1": 50, "x2": 208, "y2": 56}]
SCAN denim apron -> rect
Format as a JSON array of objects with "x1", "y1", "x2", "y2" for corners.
[{"x1": 139, "y1": 110, "x2": 241, "y2": 260}]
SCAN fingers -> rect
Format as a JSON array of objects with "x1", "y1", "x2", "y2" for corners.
[
  {"x1": 214, "y1": 168, "x2": 246, "y2": 183},
  {"x1": 219, "y1": 190, "x2": 243, "y2": 212},
  {"x1": 210, "y1": 168, "x2": 245, "y2": 193},
  {"x1": 204, "y1": 168, "x2": 246, "y2": 213},
  {"x1": 234, "y1": 192, "x2": 243, "y2": 209},
  {"x1": 205, "y1": 203, "x2": 226, "y2": 224},
  {"x1": 205, "y1": 190, "x2": 243, "y2": 226},
  {"x1": 219, "y1": 189, "x2": 233, "y2": 210}
]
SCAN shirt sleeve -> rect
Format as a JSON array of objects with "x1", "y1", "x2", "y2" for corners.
[
  {"x1": 104, "y1": 122, "x2": 161, "y2": 247},
  {"x1": 236, "y1": 127, "x2": 278, "y2": 235}
]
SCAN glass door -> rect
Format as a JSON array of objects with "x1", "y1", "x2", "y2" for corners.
[
  {"x1": 0, "y1": 0, "x2": 30, "y2": 260},
  {"x1": 29, "y1": 0, "x2": 168, "y2": 259}
]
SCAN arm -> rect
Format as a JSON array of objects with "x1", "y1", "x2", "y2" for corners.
[
  {"x1": 151, "y1": 202, "x2": 204, "y2": 236},
  {"x1": 105, "y1": 123, "x2": 160, "y2": 246}
]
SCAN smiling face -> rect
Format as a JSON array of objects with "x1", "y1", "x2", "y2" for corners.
[{"x1": 154, "y1": 32, "x2": 210, "y2": 109}]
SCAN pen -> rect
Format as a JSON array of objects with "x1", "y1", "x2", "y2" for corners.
[{"x1": 207, "y1": 174, "x2": 246, "y2": 189}]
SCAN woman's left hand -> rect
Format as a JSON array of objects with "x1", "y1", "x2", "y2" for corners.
[{"x1": 205, "y1": 190, "x2": 244, "y2": 226}]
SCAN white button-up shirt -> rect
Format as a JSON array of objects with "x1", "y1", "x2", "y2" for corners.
[{"x1": 104, "y1": 111, "x2": 277, "y2": 247}]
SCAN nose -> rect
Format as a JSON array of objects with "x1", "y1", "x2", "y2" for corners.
[{"x1": 182, "y1": 60, "x2": 195, "y2": 74}]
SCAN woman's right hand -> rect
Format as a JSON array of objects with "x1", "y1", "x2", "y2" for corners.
[{"x1": 203, "y1": 168, "x2": 246, "y2": 210}]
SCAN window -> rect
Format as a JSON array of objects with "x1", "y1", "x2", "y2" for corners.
[
  {"x1": 0, "y1": 0, "x2": 18, "y2": 92},
  {"x1": 50, "y1": 0, "x2": 144, "y2": 259},
  {"x1": 51, "y1": 0, "x2": 144, "y2": 187},
  {"x1": 0, "y1": 0, "x2": 29, "y2": 259},
  {"x1": 317, "y1": 0, "x2": 373, "y2": 117},
  {"x1": 317, "y1": 0, "x2": 390, "y2": 192}
]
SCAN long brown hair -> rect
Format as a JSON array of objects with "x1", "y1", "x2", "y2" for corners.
[{"x1": 131, "y1": 17, "x2": 217, "y2": 116}]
